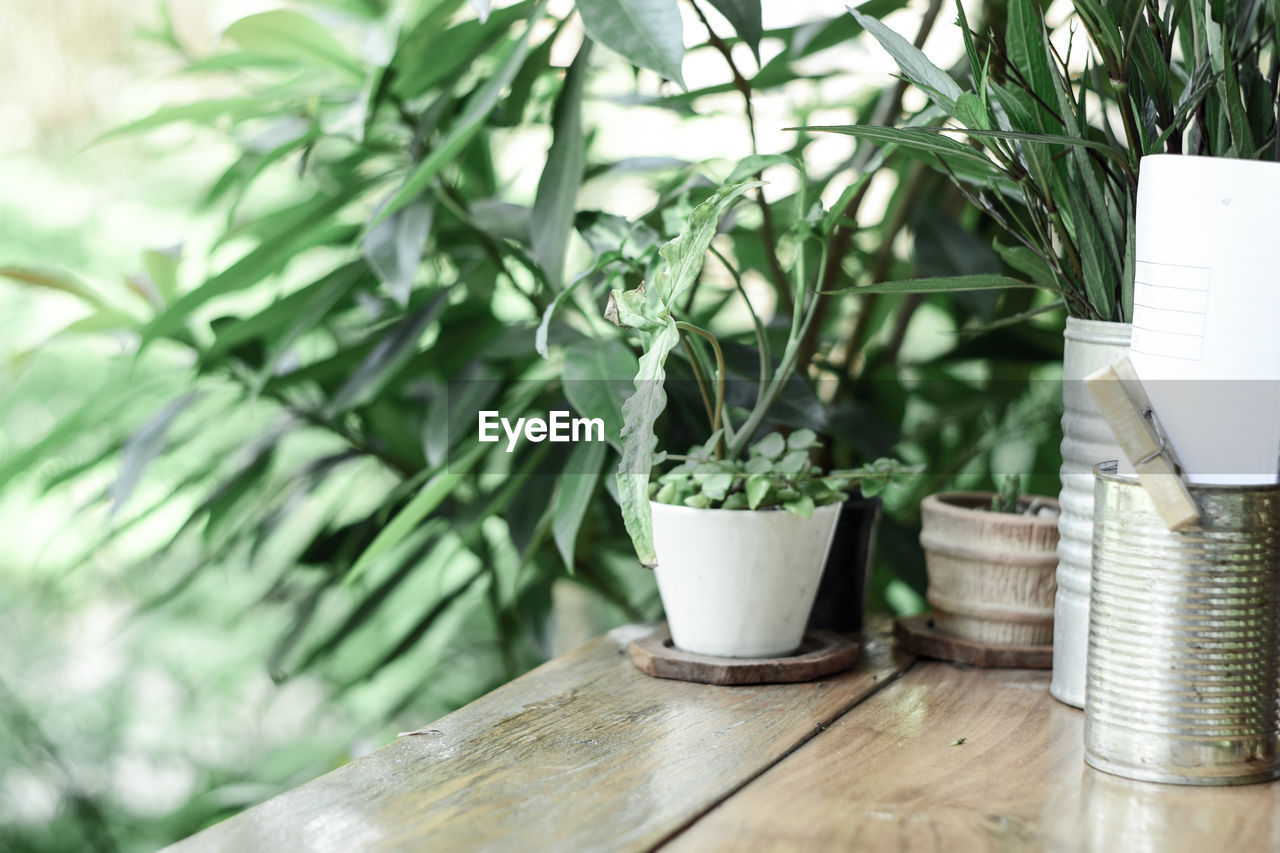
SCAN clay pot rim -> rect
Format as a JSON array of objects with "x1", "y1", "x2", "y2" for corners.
[{"x1": 922, "y1": 491, "x2": 1060, "y2": 528}]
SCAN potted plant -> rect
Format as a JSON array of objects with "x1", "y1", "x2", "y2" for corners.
[
  {"x1": 804, "y1": 1, "x2": 1278, "y2": 704},
  {"x1": 605, "y1": 178, "x2": 913, "y2": 659},
  {"x1": 920, "y1": 476, "x2": 1060, "y2": 646}
]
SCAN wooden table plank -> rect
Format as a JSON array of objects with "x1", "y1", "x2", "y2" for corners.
[
  {"x1": 170, "y1": 618, "x2": 912, "y2": 852},
  {"x1": 664, "y1": 662, "x2": 1280, "y2": 852}
]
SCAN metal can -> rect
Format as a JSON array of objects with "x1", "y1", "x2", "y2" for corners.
[{"x1": 1085, "y1": 462, "x2": 1280, "y2": 785}]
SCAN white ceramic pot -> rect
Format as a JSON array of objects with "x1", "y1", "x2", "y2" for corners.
[
  {"x1": 1052, "y1": 317, "x2": 1131, "y2": 708},
  {"x1": 650, "y1": 500, "x2": 842, "y2": 658}
]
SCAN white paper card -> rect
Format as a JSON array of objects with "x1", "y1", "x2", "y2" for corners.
[{"x1": 1129, "y1": 154, "x2": 1280, "y2": 485}]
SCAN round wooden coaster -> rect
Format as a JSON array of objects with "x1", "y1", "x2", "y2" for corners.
[
  {"x1": 894, "y1": 613, "x2": 1052, "y2": 669},
  {"x1": 628, "y1": 628, "x2": 861, "y2": 685}
]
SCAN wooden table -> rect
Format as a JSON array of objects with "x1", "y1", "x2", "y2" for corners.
[{"x1": 171, "y1": 617, "x2": 1280, "y2": 851}]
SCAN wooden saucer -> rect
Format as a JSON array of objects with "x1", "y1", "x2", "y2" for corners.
[
  {"x1": 894, "y1": 613, "x2": 1052, "y2": 669},
  {"x1": 628, "y1": 628, "x2": 861, "y2": 685}
]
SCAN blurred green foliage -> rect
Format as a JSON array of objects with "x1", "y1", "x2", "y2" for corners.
[{"x1": 1, "y1": 0, "x2": 1070, "y2": 848}]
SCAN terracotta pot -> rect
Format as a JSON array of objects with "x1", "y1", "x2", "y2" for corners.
[{"x1": 919, "y1": 492, "x2": 1060, "y2": 646}]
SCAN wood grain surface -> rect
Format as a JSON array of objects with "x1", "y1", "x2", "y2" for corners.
[
  {"x1": 663, "y1": 662, "x2": 1280, "y2": 852},
  {"x1": 169, "y1": 617, "x2": 911, "y2": 852}
]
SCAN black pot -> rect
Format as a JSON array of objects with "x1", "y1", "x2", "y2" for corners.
[{"x1": 806, "y1": 493, "x2": 882, "y2": 633}]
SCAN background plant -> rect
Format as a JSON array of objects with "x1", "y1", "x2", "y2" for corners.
[
  {"x1": 816, "y1": 0, "x2": 1279, "y2": 321},
  {"x1": 1, "y1": 1, "x2": 1070, "y2": 848}
]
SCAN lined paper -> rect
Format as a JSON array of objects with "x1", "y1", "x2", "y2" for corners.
[{"x1": 1127, "y1": 155, "x2": 1280, "y2": 485}]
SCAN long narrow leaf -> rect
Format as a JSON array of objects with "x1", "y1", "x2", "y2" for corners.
[
  {"x1": 342, "y1": 443, "x2": 485, "y2": 585},
  {"x1": 826, "y1": 273, "x2": 1047, "y2": 295},
  {"x1": 372, "y1": 14, "x2": 540, "y2": 227},
  {"x1": 552, "y1": 441, "x2": 607, "y2": 572},
  {"x1": 848, "y1": 6, "x2": 962, "y2": 112},
  {"x1": 142, "y1": 190, "x2": 359, "y2": 346},
  {"x1": 530, "y1": 40, "x2": 593, "y2": 291}
]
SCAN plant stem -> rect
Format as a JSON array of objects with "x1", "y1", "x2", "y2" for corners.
[
  {"x1": 676, "y1": 326, "x2": 716, "y2": 436},
  {"x1": 727, "y1": 245, "x2": 827, "y2": 458},
  {"x1": 709, "y1": 244, "x2": 769, "y2": 409},
  {"x1": 690, "y1": 0, "x2": 794, "y2": 313},
  {"x1": 676, "y1": 321, "x2": 727, "y2": 452}
]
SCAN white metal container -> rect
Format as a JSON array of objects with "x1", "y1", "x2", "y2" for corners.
[
  {"x1": 1052, "y1": 317, "x2": 1132, "y2": 707},
  {"x1": 651, "y1": 500, "x2": 841, "y2": 658},
  {"x1": 1085, "y1": 463, "x2": 1280, "y2": 785}
]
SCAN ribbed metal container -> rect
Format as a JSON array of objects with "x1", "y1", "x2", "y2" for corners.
[
  {"x1": 1085, "y1": 462, "x2": 1280, "y2": 785},
  {"x1": 1053, "y1": 318, "x2": 1132, "y2": 708}
]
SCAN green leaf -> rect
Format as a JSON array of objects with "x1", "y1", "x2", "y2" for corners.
[
  {"x1": 1063, "y1": 169, "x2": 1115, "y2": 320},
  {"x1": 0, "y1": 265, "x2": 107, "y2": 308},
  {"x1": 578, "y1": 0, "x2": 686, "y2": 88},
  {"x1": 696, "y1": 471, "x2": 734, "y2": 501},
  {"x1": 707, "y1": 0, "x2": 762, "y2": 59},
  {"x1": 955, "y1": 92, "x2": 989, "y2": 130},
  {"x1": 827, "y1": 274, "x2": 1043, "y2": 295},
  {"x1": 798, "y1": 125, "x2": 998, "y2": 175},
  {"x1": 647, "y1": 180, "x2": 761, "y2": 307},
  {"x1": 530, "y1": 40, "x2": 592, "y2": 291},
  {"x1": 391, "y1": 1, "x2": 530, "y2": 100},
  {"x1": 848, "y1": 6, "x2": 962, "y2": 112},
  {"x1": 778, "y1": 449, "x2": 809, "y2": 477},
  {"x1": 1005, "y1": 0, "x2": 1055, "y2": 127},
  {"x1": 95, "y1": 97, "x2": 279, "y2": 143},
  {"x1": 343, "y1": 445, "x2": 485, "y2": 585},
  {"x1": 142, "y1": 247, "x2": 181, "y2": 304},
  {"x1": 224, "y1": 10, "x2": 364, "y2": 79},
  {"x1": 783, "y1": 495, "x2": 815, "y2": 517},
  {"x1": 754, "y1": 432, "x2": 785, "y2": 459},
  {"x1": 109, "y1": 392, "x2": 203, "y2": 517},
  {"x1": 562, "y1": 337, "x2": 638, "y2": 451},
  {"x1": 535, "y1": 258, "x2": 614, "y2": 357},
  {"x1": 787, "y1": 428, "x2": 818, "y2": 450},
  {"x1": 1071, "y1": 0, "x2": 1123, "y2": 72},
  {"x1": 937, "y1": 127, "x2": 1133, "y2": 167},
  {"x1": 745, "y1": 473, "x2": 770, "y2": 509},
  {"x1": 552, "y1": 441, "x2": 607, "y2": 572},
  {"x1": 203, "y1": 446, "x2": 275, "y2": 545},
  {"x1": 326, "y1": 292, "x2": 448, "y2": 415},
  {"x1": 362, "y1": 199, "x2": 433, "y2": 306},
  {"x1": 726, "y1": 153, "x2": 797, "y2": 183},
  {"x1": 615, "y1": 319, "x2": 680, "y2": 566},
  {"x1": 141, "y1": 190, "x2": 358, "y2": 346},
  {"x1": 373, "y1": 15, "x2": 540, "y2": 227},
  {"x1": 203, "y1": 262, "x2": 363, "y2": 362},
  {"x1": 993, "y1": 241, "x2": 1058, "y2": 289}
]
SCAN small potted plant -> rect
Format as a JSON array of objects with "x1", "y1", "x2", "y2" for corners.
[
  {"x1": 919, "y1": 476, "x2": 1060, "y2": 647},
  {"x1": 606, "y1": 178, "x2": 913, "y2": 659}
]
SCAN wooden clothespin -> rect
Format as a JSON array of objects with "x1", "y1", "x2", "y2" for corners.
[{"x1": 1085, "y1": 358, "x2": 1200, "y2": 531}]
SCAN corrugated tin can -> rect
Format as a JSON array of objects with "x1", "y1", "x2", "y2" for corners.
[{"x1": 1085, "y1": 462, "x2": 1280, "y2": 785}]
